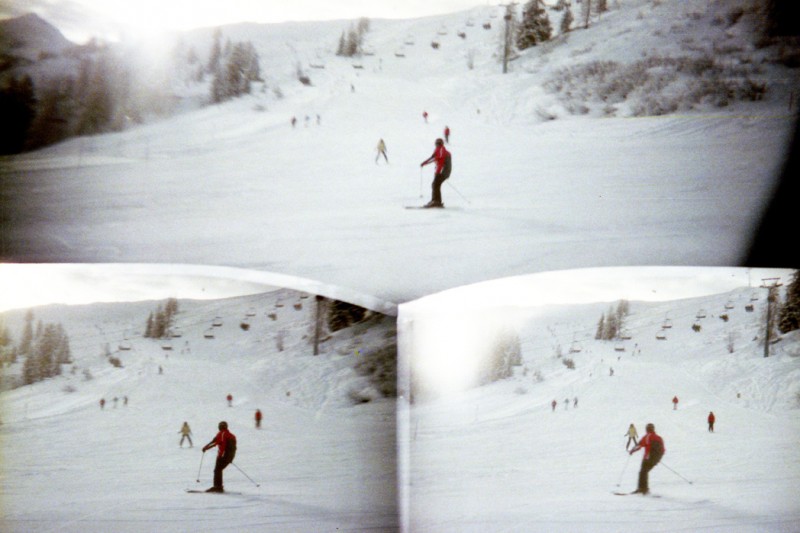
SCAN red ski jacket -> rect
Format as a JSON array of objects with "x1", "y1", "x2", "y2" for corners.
[
  {"x1": 423, "y1": 145, "x2": 449, "y2": 174},
  {"x1": 631, "y1": 432, "x2": 664, "y2": 461},
  {"x1": 208, "y1": 429, "x2": 236, "y2": 459}
]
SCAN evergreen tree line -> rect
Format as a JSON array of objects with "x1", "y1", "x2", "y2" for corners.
[
  {"x1": 7, "y1": 311, "x2": 73, "y2": 385},
  {"x1": 483, "y1": 328, "x2": 522, "y2": 384},
  {"x1": 324, "y1": 298, "x2": 369, "y2": 332},
  {"x1": 208, "y1": 29, "x2": 262, "y2": 103},
  {"x1": 595, "y1": 300, "x2": 631, "y2": 341},
  {"x1": 336, "y1": 18, "x2": 371, "y2": 58},
  {"x1": 0, "y1": 41, "x2": 174, "y2": 154},
  {"x1": 778, "y1": 270, "x2": 800, "y2": 334},
  {"x1": 144, "y1": 298, "x2": 179, "y2": 339},
  {"x1": 0, "y1": 75, "x2": 36, "y2": 154},
  {"x1": 513, "y1": 0, "x2": 609, "y2": 53}
]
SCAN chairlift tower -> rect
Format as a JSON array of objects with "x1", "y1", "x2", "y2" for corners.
[{"x1": 760, "y1": 277, "x2": 782, "y2": 357}]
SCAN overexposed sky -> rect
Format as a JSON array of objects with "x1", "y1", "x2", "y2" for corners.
[{"x1": 2, "y1": 0, "x2": 489, "y2": 42}]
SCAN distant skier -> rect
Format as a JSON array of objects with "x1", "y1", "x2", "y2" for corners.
[
  {"x1": 179, "y1": 421, "x2": 193, "y2": 447},
  {"x1": 625, "y1": 423, "x2": 639, "y2": 451},
  {"x1": 551, "y1": 399, "x2": 557, "y2": 412},
  {"x1": 255, "y1": 409, "x2": 263, "y2": 429},
  {"x1": 707, "y1": 411, "x2": 715, "y2": 432},
  {"x1": 376, "y1": 139, "x2": 388, "y2": 164},
  {"x1": 420, "y1": 138, "x2": 451, "y2": 208},
  {"x1": 672, "y1": 396, "x2": 679, "y2": 410},
  {"x1": 444, "y1": 125, "x2": 450, "y2": 143},
  {"x1": 202, "y1": 421, "x2": 237, "y2": 493},
  {"x1": 628, "y1": 423, "x2": 665, "y2": 495},
  {"x1": 422, "y1": 110, "x2": 428, "y2": 123},
  {"x1": 573, "y1": 397, "x2": 578, "y2": 408},
  {"x1": 564, "y1": 398, "x2": 569, "y2": 410},
  {"x1": 291, "y1": 116, "x2": 297, "y2": 128},
  {"x1": 227, "y1": 393, "x2": 233, "y2": 407},
  {"x1": 99, "y1": 398, "x2": 105, "y2": 410}
]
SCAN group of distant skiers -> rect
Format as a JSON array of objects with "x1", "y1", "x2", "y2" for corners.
[
  {"x1": 551, "y1": 397, "x2": 578, "y2": 411},
  {"x1": 99, "y1": 396, "x2": 128, "y2": 409}
]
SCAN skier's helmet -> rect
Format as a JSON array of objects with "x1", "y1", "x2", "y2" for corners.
[
  {"x1": 218, "y1": 421, "x2": 228, "y2": 430},
  {"x1": 435, "y1": 138, "x2": 444, "y2": 146},
  {"x1": 646, "y1": 423, "x2": 655, "y2": 432}
]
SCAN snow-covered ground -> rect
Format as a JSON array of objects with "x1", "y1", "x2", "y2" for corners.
[
  {"x1": 399, "y1": 268, "x2": 800, "y2": 532},
  {"x1": 0, "y1": 290, "x2": 400, "y2": 531},
  {"x1": 1, "y1": 0, "x2": 797, "y2": 303},
  {"x1": 1, "y1": 267, "x2": 798, "y2": 531},
  {"x1": 1, "y1": 0, "x2": 799, "y2": 531}
]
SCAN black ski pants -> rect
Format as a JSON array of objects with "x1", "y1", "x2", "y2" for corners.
[
  {"x1": 637, "y1": 456, "x2": 659, "y2": 492},
  {"x1": 431, "y1": 172, "x2": 448, "y2": 204},
  {"x1": 213, "y1": 456, "x2": 232, "y2": 489}
]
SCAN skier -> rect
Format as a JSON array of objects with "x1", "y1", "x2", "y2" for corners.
[
  {"x1": 179, "y1": 421, "x2": 193, "y2": 447},
  {"x1": 255, "y1": 409, "x2": 263, "y2": 429},
  {"x1": 551, "y1": 399, "x2": 557, "y2": 412},
  {"x1": 227, "y1": 393, "x2": 233, "y2": 407},
  {"x1": 625, "y1": 423, "x2": 639, "y2": 451},
  {"x1": 422, "y1": 110, "x2": 428, "y2": 123},
  {"x1": 444, "y1": 125, "x2": 450, "y2": 143},
  {"x1": 628, "y1": 423, "x2": 665, "y2": 495},
  {"x1": 202, "y1": 421, "x2": 237, "y2": 493},
  {"x1": 420, "y1": 138, "x2": 451, "y2": 208},
  {"x1": 672, "y1": 396, "x2": 679, "y2": 410},
  {"x1": 707, "y1": 411, "x2": 715, "y2": 432},
  {"x1": 99, "y1": 398, "x2": 105, "y2": 410},
  {"x1": 376, "y1": 139, "x2": 388, "y2": 164}
]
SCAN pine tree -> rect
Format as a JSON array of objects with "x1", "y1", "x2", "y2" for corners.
[
  {"x1": 778, "y1": 270, "x2": 800, "y2": 333},
  {"x1": 560, "y1": 3, "x2": 574, "y2": 34},
  {"x1": 595, "y1": 314, "x2": 605, "y2": 340},
  {"x1": 517, "y1": 0, "x2": 552, "y2": 50},
  {"x1": 19, "y1": 310, "x2": 34, "y2": 356},
  {"x1": 0, "y1": 75, "x2": 37, "y2": 154},
  {"x1": 207, "y1": 28, "x2": 222, "y2": 74}
]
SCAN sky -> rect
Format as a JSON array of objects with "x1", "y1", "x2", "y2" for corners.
[
  {"x1": 1, "y1": 0, "x2": 490, "y2": 42},
  {"x1": 0, "y1": 264, "x2": 278, "y2": 311}
]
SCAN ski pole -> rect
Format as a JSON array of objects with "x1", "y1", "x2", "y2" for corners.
[
  {"x1": 419, "y1": 167, "x2": 424, "y2": 198},
  {"x1": 196, "y1": 451, "x2": 205, "y2": 483},
  {"x1": 231, "y1": 462, "x2": 261, "y2": 487},
  {"x1": 616, "y1": 453, "x2": 631, "y2": 487},
  {"x1": 447, "y1": 181, "x2": 471, "y2": 204},
  {"x1": 660, "y1": 462, "x2": 693, "y2": 484}
]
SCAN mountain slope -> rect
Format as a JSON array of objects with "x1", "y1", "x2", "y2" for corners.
[{"x1": 2, "y1": 1, "x2": 796, "y2": 303}]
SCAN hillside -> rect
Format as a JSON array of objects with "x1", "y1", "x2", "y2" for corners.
[
  {"x1": 1, "y1": 0, "x2": 797, "y2": 304},
  {"x1": 1, "y1": 267, "x2": 798, "y2": 531},
  {"x1": 400, "y1": 270, "x2": 800, "y2": 531},
  {"x1": 0, "y1": 289, "x2": 400, "y2": 531}
]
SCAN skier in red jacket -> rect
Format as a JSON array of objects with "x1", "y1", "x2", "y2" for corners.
[
  {"x1": 420, "y1": 138, "x2": 451, "y2": 208},
  {"x1": 202, "y1": 421, "x2": 237, "y2": 492},
  {"x1": 708, "y1": 411, "x2": 715, "y2": 432},
  {"x1": 629, "y1": 422, "x2": 665, "y2": 495}
]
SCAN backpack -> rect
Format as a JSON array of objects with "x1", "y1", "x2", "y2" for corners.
[
  {"x1": 224, "y1": 433, "x2": 237, "y2": 462},
  {"x1": 442, "y1": 151, "x2": 452, "y2": 178},
  {"x1": 649, "y1": 435, "x2": 664, "y2": 463}
]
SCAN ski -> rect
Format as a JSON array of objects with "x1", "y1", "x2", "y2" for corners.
[
  {"x1": 613, "y1": 491, "x2": 660, "y2": 498},
  {"x1": 405, "y1": 206, "x2": 445, "y2": 209},
  {"x1": 186, "y1": 489, "x2": 242, "y2": 495}
]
